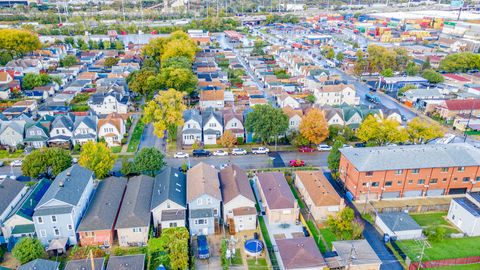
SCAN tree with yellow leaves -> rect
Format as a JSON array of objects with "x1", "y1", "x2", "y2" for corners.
[
  {"x1": 143, "y1": 88, "x2": 186, "y2": 139},
  {"x1": 142, "y1": 30, "x2": 197, "y2": 65},
  {"x1": 78, "y1": 141, "x2": 115, "y2": 179},
  {"x1": 218, "y1": 130, "x2": 237, "y2": 150},
  {"x1": 356, "y1": 115, "x2": 408, "y2": 146},
  {"x1": 0, "y1": 29, "x2": 41, "y2": 57},
  {"x1": 406, "y1": 117, "x2": 444, "y2": 144},
  {"x1": 299, "y1": 108, "x2": 329, "y2": 145}
]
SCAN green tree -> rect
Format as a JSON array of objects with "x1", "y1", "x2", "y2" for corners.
[
  {"x1": 336, "y1": 51, "x2": 344, "y2": 62},
  {"x1": 356, "y1": 115, "x2": 408, "y2": 146},
  {"x1": 244, "y1": 105, "x2": 289, "y2": 147},
  {"x1": 380, "y1": 68, "x2": 394, "y2": 77},
  {"x1": 0, "y1": 51, "x2": 13, "y2": 65},
  {"x1": 148, "y1": 227, "x2": 189, "y2": 270},
  {"x1": 252, "y1": 39, "x2": 266, "y2": 56},
  {"x1": 161, "y1": 56, "x2": 192, "y2": 69},
  {"x1": 354, "y1": 50, "x2": 367, "y2": 75},
  {"x1": 132, "y1": 147, "x2": 165, "y2": 176},
  {"x1": 327, "y1": 207, "x2": 364, "y2": 240},
  {"x1": 143, "y1": 89, "x2": 187, "y2": 138},
  {"x1": 327, "y1": 136, "x2": 345, "y2": 177},
  {"x1": 439, "y1": 52, "x2": 480, "y2": 72},
  {"x1": 422, "y1": 57, "x2": 431, "y2": 70},
  {"x1": 290, "y1": 131, "x2": 310, "y2": 147},
  {"x1": 0, "y1": 29, "x2": 41, "y2": 57},
  {"x1": 422, "y1": 69, "x2": 444, "y2": 84},
  {"x1": 64, "y1": 36, "x2": 75, "y2": 45},
  {"x1": 305, "y1": 94, "x2": 315, "y2": 104},
  {"x1": 157, "y1": 67, "x2": 197, "y2": 94},
  {"x1": 22, "y1": 73, "x2": 55, "y2": 90},
  {"x1": 127, "y1": 69, "x2": 160, "y2": 99},
  {"x1": 59, "y1": 55, "x2": 77, "y2": 67},
  {"x1": 406, "y1": 117, "x2": 444, "y2": 144},
  {"x1": 398, "y1": 84, "x2": 417, "y2": 96},
  {"x1": 12, "y1": 238, "x2": 45, "y2": 264},
  {"x1": 406, "y1": 61, "x2": 420, "y2": 76},
  {"x1": 114, "y1": 40, "x2": 124, "y2": 50},
  {"x1": 325, "y1": 47, "x2": 335, "y2": 59},
  {"x1": 120, "y1": 157, "x2": 135, "y2": 176},
  {"x1": 102, "y1": 40, "x2": 111, "y2": 50},
  {"x1": 104, "y1": 57, "x2": 119, "y2": 67},
  {"x1": 78, "y1": 141, "x2": 115, "y2": 179}
]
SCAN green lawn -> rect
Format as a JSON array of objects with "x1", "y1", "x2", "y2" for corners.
[
  {"x1": 258, "y1": 216, "x2": 272, "y2": 248},
  {"x1": 410, "y1": 212, "x2": 459, "y2": 234},
  {"x1": 230, "y1": 249, "x2": 243, "y2": 265},
  {"x1": 289, "y1": 184, "x2": 306, "y2": 209},
  {"x1": 111, "y1": 146, "x2": 122, "y2": 153},
  {"x1": 426, "y1": 264, "x2": 480, "y2": 270},
  {"x1": 397, "y1": 236, "x2": 480, "y2": 262},
  {"x1": 0, "y1": 149, "x2": 23, "y2": 159},
  {"x1": 127, "y1": 119, "x2": 144, "y2": 153},
  {"x1": 247, "y1": 258, "x2": 268, "y2": 270},
  {"x1": 320, "y1": 228, "x2": 337, "y2": 250},
  {"x1": 306, "y1": 220, "x2": 327, "y2": 253}
]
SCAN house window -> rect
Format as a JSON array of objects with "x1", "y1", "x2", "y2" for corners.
[
  {"x1": 167, "y1": 203, "x2": 170, "y2": 209},
  {"x1": 51, "y1": 216, "x2": 57, "y2": 223},
  {"x1": 463, "y1": 177, "x2": 470, "y2": 182},
  {"x1": 365, "y1": 171, "x2": 373, "y2": 177},
  {"x1": 476, "y1": 177, "x2": 480, "y2": 182},
  {"x1": 385, "y1": 181, "x2": 392, "y2": 187},
  {"x1": 68, "y1": 224, "x2": 73, "y2": 230},
  {"x1": 408, "y1": 180, "x2": 413, "y2": 184},
  {"x1": 197, "y1": 198, "x2": 202, "y2": 205},
  {"x1": 133, "y1": 228, "x2": 142, "y2": 233},
  {"x1": 54, "y1": 228, "x2": 60, "y2": 236},
  {"x1": 411, "y1": 169, "x2": 420, "y2": 174},
  {"x1": 40, "y1": 230, "x2": 46, "y2": 237},
  {"x1": 441, "y1": 167, "x2": 449, "y2": 172},
  {"x1": 209, "y1": 123, "x2": 216, "y2": 128},
  {"x1": 394, "y1": 170, "x2": 403, "y2": 175},
  {"x1": 443, "y1": 178, "x2": 447, "y2": 182},
  {"x1": 207, "y1": 198, "x2": 212, "y2": 204},
  {"x1": 458, "y1": 167, "x2": 465, "y2": 172},
  {"x1": 169, "y1": 222, "x2": 177, "y2": 227},
  {"x1": 397, "y1": 180, "x2": 402, "y2": 185},
  {"x1": 430, "y1": 178, "x2": 438, "y2": 184},
  {"x1": 38, "y1": 217, "x2": 43, "y2": 224},
  {"x1": 213, "y1": 209, "x2": 218, "y2": 216},
  {"x1": 371, "y1": 182, "x2": 379, "y2": 187},
  {"x1": 418, "y1": 179, "x2": 425, "y2": 185}
]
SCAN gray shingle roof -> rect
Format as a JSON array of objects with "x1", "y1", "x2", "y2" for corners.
[
  {"x1": 377, "y1": 212, "x2": 422, "y2": 232},
  {"x1": 332, "y1": 240, "x2": 381, "y2": 267},
  {"x1": 161, "y1": 209, "x2": 186, "y2": 221},
  {"x1": 219, "y1": 164, "x2": 255, "y2": 204},
  {"x1": 190, "y1": 208, "x2": 213, "y2": 218},
  {"x1": 0, "y1": 179, "x2": 25, "y2": 217},
  {"x1": 115, "y1": 175, "x2": 154, "y2": 229},
  {"x1": 34, "y1": 206, "x2": 73, "y2": 216},
  {"x1": 77, "y1": 177, "x2": 127, "y2": 232},
  {"x1": 183, "y1": 109, "x2": 202, "y2": 124},
  {"x1": 151, "y1": 167, "x2": 186, "y2": 211},
  {"x1": 340, "y1": 143, "x2": 480, "y2": 172},
  {"x1": 106, "y1": 255, "x2": 145, "y2": 270},
  {"x1": 18, "y1": 259, "x2": 60, "y2": 270},
  {"x1": 64, "y1": 258, "x2": 105, "y2": 270},
  {"x1": 51, "y1": 114, "x2": 74, "y2": 130},
  {"x1": 34, "y1": 165, "x2": 93, "y2": 215},
  {"x1": 202, "y1": 108, "x2": 222, "y2": 128},
  {"x1": 74, "y1": 115, "x2": 97, "y2": 131}
]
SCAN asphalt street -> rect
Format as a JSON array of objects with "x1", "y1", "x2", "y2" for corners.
[{"x1": 138, "y1": 123, "x2": 166, "y2": 152}]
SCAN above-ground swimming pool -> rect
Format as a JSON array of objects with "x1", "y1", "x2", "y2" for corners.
[{"x1": 244, "y1": 239, "x2": 264, "y2": 256}]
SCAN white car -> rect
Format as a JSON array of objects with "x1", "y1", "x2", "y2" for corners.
[
  {"x1": 317, "y1": 144, "x2": 332, "y2": 151},
  {"x1": 174, "y1": 152, "x2": 189, "y2": 158},
  {"x1": 213, "y1": 150, "x2": 229, "y2": 156},
  {"x1": 10, "y1": 160, "x2": 22, "y2": 167},
  {"x1": 342, "y1": 144, "x2": 354, "y2": 149},
  {"x1": 72, "y1": 158, "x2": 78, "y2": 164},
  {"x1": 231, "y1": 148, "x2": 247, "y2": 155},
  {"x1": 252, "y1": 147, "x2": 270, "y2": 154}
]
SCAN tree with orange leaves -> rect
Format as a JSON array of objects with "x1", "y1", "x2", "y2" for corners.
[{"x1": 299, "y1": 108, "x2": 329, "y2": 145}]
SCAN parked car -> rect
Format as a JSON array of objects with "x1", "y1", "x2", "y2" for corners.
[
  {"x1": 302, "y1": 226, "x2": 310, "y2": 237},
  {"x1": 289, "y1": 159, "x2": 305, "y2": 167},
  {"x1": 197, "y1": 235, "x2": 210, "y2": 259},
  {"x1": 213, "y1": 150, "x2": 229, "y2": 156},
  {"x1": 342, "y1": 144, "x2": 353, "y2": 149},
  {"x1": 252, "y1": 147, "x2": 270, "y2": 154},
  {"x1": 317, "y1": 144, "x2": 332, "y2": 151},
  {"x1": 0, "y1": 161, "x2": 4, "y2": 167},
  {"x1": 72, "y1": 158, "x2": 78, "y2": 164},
  {"x1": 10, "y1": 160, "x2": 22, "y2": 167},
  {"x1": 174, "y1": 152, "x2": 189, "y2": 158},
  {"x1": 354, "y1": 143, "x2": 366, "y2": 148},
  {"x1": 231, "y1": 148, "x2": 247, "y2": 155},
  {"x1": 192, "y1": 149, "x2": 211, "y2": 157},
  {"x1": 298, "y1": 146, "x2": 315, "y2": 153}
]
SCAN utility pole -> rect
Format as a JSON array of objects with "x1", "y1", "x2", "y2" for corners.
[
  {"x1": 362, "y1": 181, "x2": 371, "y2": 214},
  {"x1": 417, "y1": 240, "x2": 427, "y2": 270}
]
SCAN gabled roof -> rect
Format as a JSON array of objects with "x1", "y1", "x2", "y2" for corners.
[
  {"x1": 73, "y1": 115, "x2": 97, "y2": 131},
  {"x1": 183, "y1": 109, "x2": 202, "y2": 124},
  {"x1": 77, "y1": 177, "x2": 127, "y2": 232},
  {"x1": 151, "y1": 167, "x2": 186, "y2": 210},
  {"x1": 106, "y1": 255, "x2": 145, "y2": 270},
  {"x1": 18, "y1": 259, "x2": 59, "y2": 270},
  {"x1": 35, "y1": 165, "x2": 94, "y2": 214},
  {"x1": 0, "y1": 121, "x2": 25, "y2": 136},
  {"x1": 98, "y1": 113, "x2": 123, "y2": 133},
  {"x1": 64, "y1": 258, "x2": 105, "y2": 270},
  {"x1": 295, "y1": 171, "x2": 342, "y2": 207},
  {"x1": 115, "y1": 175, "x2": 154, "y2": 229},
  {"x1": 187, "y1": 162, "x2": 221, "y2": 202},
  {"x1": 219, "y1": 164, "x2": 255, "y2": 204},
  {"x1": 377, "y1": 212, "x2": 422, "y2": 232},
  {"x1": 5, "y1": 179, "x2": 50, "y2": 222},
  {"x1": 202, "y1": 108, "x2": 222, "y2": 127},
  {"x1": 0, "y1": 179, "x2": 25, "y2": 216},
  {"x1": 256, "y1": 172, "x2": 295, "y2": 210},
  {"x1": 332, "y1": 240, "x2": 381, "y2": 267},
  {"x1": 276, "y1": 237, "x2": 326, "y2": 269},
  {"x1": 442, "y1": 99, "x2": 480, "y2": 111},
  {"x1": 51, "y1": 114, "x2": 74, "y2": 130}
]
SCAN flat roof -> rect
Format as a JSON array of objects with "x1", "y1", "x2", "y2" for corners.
[
  {"x1": 377, "y1": 212, "x2": 422, "y2": 232},
  {"x1": 369, "y1": 10, "x2": 480, "y2": 20}
]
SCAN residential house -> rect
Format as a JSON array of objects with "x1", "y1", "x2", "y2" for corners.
[
  {"x1": 151, "y1": 167, "x2": 187, "y2": 230},
  {"x1": 0, "y1": 179, "x2": 28, "y2": 240},
  {"x1": 106, "y1": 255, "x2": 145, "y2": 270},
  {"x1": 64, "y1": 258, "x2": 105, "y2": 270},
  {"x1": 277, "y1": 93, "x2": 301, "y2": 109},
  {"x1": 202, "y1": 108, "x2": 223, "y2": 145},
  {"x1": 375, "y1": 212, "x2": 423, "y2": 240},
  {"x1": 87, "y1": 92, "x2": 128, "y2": 115},
  {"x1": 447, "y1": 192, "x2": 480, "y2": 236},
  {"x1": 379, "y1": 108, "x2": 403, "y2": 123},
  {"x1": 223, "y1": 111, "x2": 245, "y2": 139},
  {"x1": 33, "y1": 165, "x2": 95, "y2": 246},
  {"x1": 435, "y1": 99, "x2": 480, "y2": 121},
  {"x1": 339, "y1": 143, "x2": 480, "y2": 201},
  {"x1": 314, "y1": 84, "x2": 358, "y2": 106},
  {"x1": 97, "y1": 113, "x2": 126, "y2": 147},
  {"x1": 0, "y1": 121, "x2": 25, "y2": 147},
  {"x1": 200, "y1": 90, "x2": 225, "y2": 110},
  {"x1": 18, "y1": 259, "x2": 60, "y2": 270},
  {"x1": 294, "y1": 171, "x2": 344, "y2": 221},
  {"x1": 255, "y1": 172, "x2": 299, "y2": 224},
  {"x1": 276, "y1": 237, "x2": 326, "y2": 270},
  {"x1": 72, "y1": 115, "x2": 98, "y2": 146},
  {"x1": 283, "y1": 106, "x2": 303, "y2": 132},
  {"x1": 324, "y1": 107, "x2": 345, "y2": 126},
  {"x1": 329, "y1": 240, "x2": 381, "y2": 270},
  {"x1": 187, "y1": 162, "x2": 222, "y2": 235},
  {"x1": 182, "y1": 109, "x2": 202, "y2": 145},
  {"x1": 0, "y1": 71, "x2": 13, "y2": 100},
  {"x1": 2, "y1": 107, "x2": 30, "y2": 120},
  {"x1": 381, "y1": 76, "x2": 428, "y2": 93},
  {"x1": 1, "y1": 179, "x2": 50, "y2": 245},
  {"x1": 48, "y1": 114, "x2": 74, "y2": 148},
  {"x1": 220, "y1": 165, "x2": 257, "y2": 233},
  {"x1": 115, "y1": 175, "x2": 154, "y2": 247},
  {"x1": 77, "y1": 177, "x2": 127, "y2": 247}
]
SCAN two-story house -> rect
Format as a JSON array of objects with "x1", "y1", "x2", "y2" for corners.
[
  {"x1": 72, "y1": 115, "x2": 98, "y2": 146},
  {"x1": 97, "y1": 113, "x2": 127, "y2": 147},
  {"x1": 151, "y1": 167, "x2": 187, "y2": 230},
  {"x1": 202, "y1": 108, "x2": 223, "y2": 145},
  {"x1": 33, "y1": 165, "x2": 95, "y2": 246},
  {"x1": 0, "y1": 121, "x2": 25, "y2": 148},
  {"x1": 283, "y1": 106, "x2": 303, "y2": 133},
  {"x1": 314, "y1": 84, "x2": 359, "y2": 106},
  {"x1": 0, "y1": 179, "x2": 28, "y2": 239},
  {"x1": 200, "y1": 90, "x2": 225, "y2": 110},
  {"x1": 87, "y1": 92, "x2": 128, "y2": 116},
  {"x1": 219, "y1": 165, "x2": 257, "y2": 233},
  {"x1": 187, "y1": 162, "x2": 222, "y2": 235},
  {"x1": 223, "y1": 111, "x2": 244, "y2": 140},
  {"x1": 24, "y1": 122, "x2": 50, "y2": 149},
  {"x1": 182, "y1": 109, "x2": 202, "y2": 145},
  {"x1": 48, "y1": 114, "x2": 74, "y2": 148},
  {"x1": 116, "y1": 175, "x2": 154, "y2": 247}
]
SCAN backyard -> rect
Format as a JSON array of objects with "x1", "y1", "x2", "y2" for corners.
[
  {"x1": 127, "y1": 119, "x2": 144, "y2": 152},
  {"x1": 247, "y1": 258, "x2": 268, "y2": 270},
  {"x1": 410, "y1": 212, "x2": 459, "y2": 234}
]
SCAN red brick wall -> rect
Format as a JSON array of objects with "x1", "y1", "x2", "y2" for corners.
[{"x1": 79, "y1": 230, "x2": 114, "y2": 246}]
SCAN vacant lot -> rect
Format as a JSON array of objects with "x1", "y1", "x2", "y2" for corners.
[{"x1": 410, "y1": 212, "x2": 459, "y2": 234}]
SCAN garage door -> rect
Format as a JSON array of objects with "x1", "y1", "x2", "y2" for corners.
[
  {"x1": 403, "y1": 190, "x2": 423, "y2": 198},
  {"x1": 448, "y1": 188, "x2": 467, "y2": 195},
  {"x1": 382, "y1": 191, "x2": 401, "y2": 199},
  {"x1": 356, "y1": 192, "x2": 379, "y2": 201},
  {"x1": 426, "y1": 189, "x2": 444, "y2": 197}
]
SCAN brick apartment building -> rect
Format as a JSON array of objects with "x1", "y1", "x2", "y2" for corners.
[{"x1": 339, "y1": 143, "x2": 480, "y2": 201}]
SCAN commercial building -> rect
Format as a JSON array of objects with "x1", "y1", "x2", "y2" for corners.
[{"x1": 339, "y1": 144, "x2": 480, "y2": 201}]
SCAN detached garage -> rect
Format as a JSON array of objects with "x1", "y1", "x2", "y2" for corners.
[{"x1": 375, "y1": 212, "x2": 423, "y2": 240}]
